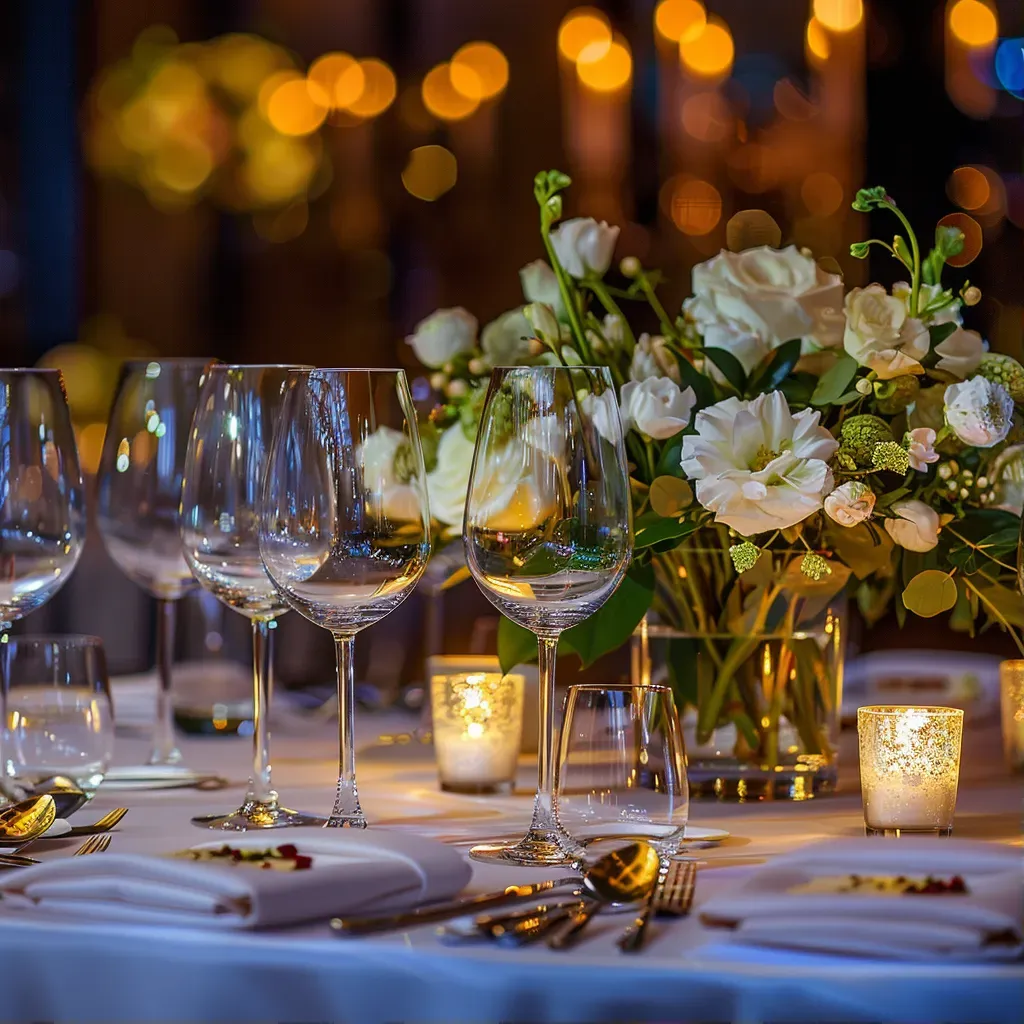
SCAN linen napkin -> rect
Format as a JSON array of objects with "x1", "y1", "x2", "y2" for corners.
[
  {"x1": 0, "y1": 827, "x2": 471, "y2": 930},
  {"x1": 699, "y1": 837, "x2": 1023, "y2": 961}
]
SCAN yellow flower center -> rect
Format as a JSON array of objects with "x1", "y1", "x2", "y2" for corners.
[{"x1": 750, "y1": 444, "x2": 781, "y2": 473}]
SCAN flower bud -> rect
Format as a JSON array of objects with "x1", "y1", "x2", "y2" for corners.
[
  {"x1": 619, "y1": 256, "x2": 641, "y2": 278},
  {"x1": 467, "y1": 357, "x2": 486, "y2": 376},
  {"x1": 429, "y1": 372, "x2": 448, "y2": 391},
  {"x1": 855, "y1": 377, "x2": 874, "y2": 395},
  {"x1": 445, "y1": 379, "x2": 468, "y2": 399},
  {"x1": 962, "y1": 285, "x2": 982, "y2": 306}
]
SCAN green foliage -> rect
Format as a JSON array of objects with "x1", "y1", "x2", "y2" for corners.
[
  {"x1": 810, "y1": 354, "x2": 858, "y2": 407},
  {"x1": 747, "y1": 339, "x2": 803, "y2": 396},
  {"x1": 851, "y1": 186, "x2": 889, "y2": 212},
  {"x1": 702, "y1": 347, "x2": 747, "y2": 394},
  {"x1": 649, "y1": 476, "x2": 693, "y2": 517},
  {"x1": 634, "y1": 512, "x2": 699, "y2": 550},
  {"x1": 902, "y1": 570, "x2": 958, "y2": 617}
]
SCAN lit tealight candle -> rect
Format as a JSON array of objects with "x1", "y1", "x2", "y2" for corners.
[
  {"x1": 999, "y1": 661, "x2": 1024, "y2": 774},
  {"x1": 857, "y1": 705, "x2": 964, "y2": 838},
  {"x1": 430, "y1": 673, "x2": 524, "y2": 794}
]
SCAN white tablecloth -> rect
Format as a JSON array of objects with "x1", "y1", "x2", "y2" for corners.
[{"x1": 0, "y1": 712, "x2": 1020, "y2": 1023}]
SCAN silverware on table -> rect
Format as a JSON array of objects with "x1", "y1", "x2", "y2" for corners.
[
  {"x1": 66, "y1": 807, "x2": 129, "y2": 836},
  {"x1": 617, "y1": 858, "x2": 697, "y2": 953},
  {"x1": 0, "y1": 852, "x2": 40, "y2": 868},
  {"x1": 73, "y1": 834, "x2": 112, "y2": 856},
  {"x1": 0, "y1": 795, "x2": 57, "y2": 843}
]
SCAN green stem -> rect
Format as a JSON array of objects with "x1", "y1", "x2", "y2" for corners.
[
  {"x1": 882, "y1": 201, "x2": 921, "y2": 317},
  {"x1": 961, "y1": 578, "x2": 1024, "y2": 656},
  {"x1": 638, "y1": 272, "x2": 679, "y2": 342},
  {"x1": 540, "y1": 226, "x2": 592, "y2": 363},
  {"x1": 586, "y1": 278, "x2": 636, "y2": 351}
]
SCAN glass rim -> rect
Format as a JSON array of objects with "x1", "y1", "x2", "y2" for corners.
[
  {"x1": 283, "y1": 366, "x2": 407, "y2": 374},
  {"x1": 0, "y1": 367, "x2": 63, "y2": 375},
  {"x1": 640, "y1": 626, "x2": 834, "y2": 640},
  {"x1": 490, "y1": 364, "x2": 612, "y2": 372},
  {"x1": 205, "y1": 363, "x2": 315, "y2": 372},
  {"x1": 567, "y1": 682, "x2": 673, "y2": 695},
  {"x1": 2, "y1": 633, "x2": 105, "y2": 649},
  {"x1": 120, "y1": 357, "x2": 217, "y2": 368},
  {"x1": 857, "y1": 704, "x2": 964, "y2": 717}
]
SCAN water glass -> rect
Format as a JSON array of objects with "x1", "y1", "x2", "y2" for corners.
[
  {"x1": 555, "y1": 684, "x2": 689, "y2": 856},
  {"x1": 1, "y1": 635, "x2": 114, "y2": 798}
]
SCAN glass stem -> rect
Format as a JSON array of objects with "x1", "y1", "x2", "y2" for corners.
[
  {"x1": 0, "y1": 624, "x2": 14, "y2": 802},
  {"x1": 149, "y1": 597, "x2": 181, "y2": 765},
  {"x1": 327, "y1": 634, "x2": 366, "y2": 828},
  {"x1": 248, "y1": 619, "x2": 277, "y2": 806}
]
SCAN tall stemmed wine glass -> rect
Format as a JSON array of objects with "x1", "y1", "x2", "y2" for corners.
[
  {"x1": 259, "y1": 369, "x2": 431, "y2": 827},
  {"x1": 463, "y1": 365, "x2": 632, "y2": 865},
  {"x1": 0, "y1": 368, "x2": 86, "y2": 631},
  {"x1": 97, "y1": 358, "x2": 212, "y2": 767},
  {"x1": 181, "y1": 365, "x2": 323, "y2": 829}
]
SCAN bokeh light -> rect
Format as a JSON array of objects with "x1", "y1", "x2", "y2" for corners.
[
  {"x1": 680, "y1": 17, "x2": 734, "y2": 79},
  {"x1": 576, "y1": 38, "x2": 633, "y2": 93},
  {"x1": 681, "y1": 91, "x2": 732, "y2": 141},
  {"x1": 806, "y1": 18, "x2": 831, "y2": 62},
  {"x1": 422, "y1": 63, "x2": 480, "y2": 120},
  {"x1": 948, "y1": 0, "x2": 998, "y2": 48},
  {"x1": 558, "y1": 8, "x2": 612, "y2": 62},
  {"x1": 308, "y1": 53, "x2": 362, "y2": 109},
  {"x1": 801, "y1": 172, "x2": 845, "y2": 216},
  {"x1": 402, "y1": 145, "x2": 458, "y2": 201},
  {"x1": 670, "y1": 178, "x2": 722, "y2": 235},
  {"x1": 345, "y1": 60, "x2": 397, "y2": 118},
  {"x1": 947, "y1": 165, "x2": 990, "y2": 210},
  {"x1": 655, "y1": 0, "x2": 706, "y2": 45},
  {"x1": 994, "y1": 39, "x2": 1024, "y2": 96},
  {"x1": 937, "y1": 212, "x2": 983, "y2": 266},
  {"x1": 727, "y1": 144, "x2": 779, "y2": 194},
  {"x1": 265, "y1": 78, "x2": 329, "y2": 136},
  {"x1": 813, "y1": 0, "x2": 864, "y2": 32},
  {"x1": 451, "y1": 42, "x2": 509, "y2": 101}
]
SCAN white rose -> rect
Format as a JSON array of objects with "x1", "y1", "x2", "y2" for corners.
[
  {"x1": 524, "y1": 302, "x2": 559, "y2": 343},
  {"x1": 685, "y1": 245, "x2": 845, "y2": 374},
  {"x1": 934, "y1": 325, "x2": 985, "y2": 379},
  {"x1": 681, "y1": 391, "x2": 838, "y2": 536},
  {"x1": 620, "y1": 377, "x2": 696, "y2": 440},
  {"x1": 580, "y1": 389, "x2": 621, "y2": 444},
  {"x1": 407, "y1": 307, "x2": 477, "y2": 368},
  {"x1": 425, "y1": 424, "x2": 476, "y2": 528},
  {"x1": 884, "y1": 499, "x2": 940, "y2": 552},
  {"x1": 481, "y1": 307, "x2": 533, "y2": 365},
  {"x1": 944, "y1": 376, "x2": 1014, "y2": 448},
  {"x1": 630, "y1": 333, "x2": 679, "y2": 383},
  {"x1": 466, "y1": 439, "x2": 557, "y2": 532},
  {"x1": 906, "y1": 427, "x2": 939, "y2": 472},
  {"x1": 990, "y1": 444, "x2": 1024, "y2": 515},
  {"x1": 358, "y1": 426, "x2": 423, "y2": 522},
  {"x1": 823, "y1": 482, "x2": 876, "y2": 527},
  {"x1": 550, "y1": 217, "x2": 620, "y2": 278},
  {"x1": 843, "y1": 284, "x2": 929, "y2": 379},
  {"x1": 588, "y1": 314, "x2": 624, "y2": 357},
  {"x1": 519, "y1": 260, "x2": 565, "y2": 318},
  {"x1": 893, "y1": 281, "x2": 962, "y2": 326}
]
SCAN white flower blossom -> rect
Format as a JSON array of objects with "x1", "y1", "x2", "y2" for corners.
[
  {"x1": 550, "y1": 217, "x2": 619, "y2": 278},
  {"x1": 843, "y1": 284, "x2": 929, "y2": 379},
  {"x1": 358, "y1": 426, "x2": 423, "y2": 522},
  {"x1": 893, "y1": 281, "x2": 962, "y2": 326},
  {"x1": 823, "y1": 482, "x2": 876, "y2": 527},
  {"x1": 906, "y1": 427, "x2": 939, "y2": 472},
  {"x1": 933, "y1": 325, "x2": 985, "y2": 380},
  {"x1": 519, "y1": 260, "x2": 565, "y2": 318},
  {"x1": 885, "y1": 499, "x2": 940, "y2": 553},
  {"x1": 426, "y1": 424, "x2": 475, "y2": 528},
  {"x1": 407, "y1": 308, "x2": 477, "y2": 368},
  {"x1": 480, "y1": 307, "x2": 533, "y2": 365},
  {"x1": 630, "y1": 333, "x2": 679, "y2": 383},
  {"x1": 620, "y1": 377, "x2": 696, "y2": 440},
  {"x1": 944, "y1": 376, "x2": 1014, "y2": 448}
]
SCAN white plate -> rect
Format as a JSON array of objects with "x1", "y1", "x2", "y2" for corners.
[
  {"x1": 685, "y1": 825, "x2": 730, "y2": 841},
  {"x1": 101, "y1": 765, "x2": 227, "y2": 791}
]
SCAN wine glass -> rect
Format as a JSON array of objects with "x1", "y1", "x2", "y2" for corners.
[
  {"x1": 463, "y1": 365, "x2": 632, "y2": 865},
  {"x1": 259, "y1": 369, "x2": 431, "y2": 827},
  {"x1": 181, "y1": 364, "x2": 323, "y2": 829},
  {"x1": 0, "y1": 368, "x2": 86, "y2": 630},
  {"x1": 96, "y1": 357, "x2": 212, "y2": 767}
]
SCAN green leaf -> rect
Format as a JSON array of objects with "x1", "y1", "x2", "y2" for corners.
[
  {"x1": 825, "y1": 521, "x2": 894, "y2": 579},
  {"x1": 935, "y1": 224, "x2": 965, "y2": 259},
  {"x1": 673, "y1": 351, "x2": 716, "y2": 409},
  {"x1": 562, "y1": 561, "x2": 655, "y2": 668},
  {"x1": 702, "y1": 347, "x2": 747, "y2": 394},
  {"x1": 655, "y1": 440, "x2": 685, "y2": 478},
  {"x1": 634, "y1": 512, "x2": 699, "y2": 550},
  {"x1": 852, "y1": 186, "x2": 888, "y2": 212},
  {"x1": 928, "y1": 321, "x2": 958, "y2": 348},
  {"x1": 497, "y1": 616, "x2": 539, "y2": 674},
  {"x1": 977, "y1": 527, "x2": 1019, "y2": 557},
  {"x1": 747, "y1": 338, "x2": 803, "y2": 396},
  {"x1": 649, "y1": 476, "x2": 693, "y2": 517},
  {"x1": 666, "y1": 637, "x2": 698, "y2": 708},
  {"x1": 779, "y1": 372, "x2": 816, "y2": 408},
  {"x1": 810, "y1": 353, "x2": 858, "y2": 407},
  {"x1": 892, "y1": 234, "x2": 913, "y2": 271},
  {"x1": 902, "y1": 570, "x2": 958, "y2": 617}
]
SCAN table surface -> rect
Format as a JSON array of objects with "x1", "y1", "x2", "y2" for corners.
[{"x1": 0, "y1": 709, "x2": 1021, "y2": 1024}]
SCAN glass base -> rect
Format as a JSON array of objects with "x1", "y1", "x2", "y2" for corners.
[
  {"x1": 470, "y1": 827, "x2": 580, "y2": 867},
  {"x1": 147, "y1": 746, "x2": 184, "y2": 767},
  {"x1": 865, "y1": 825, "x2": 953, "y2": 838},
  {"x1": 324, "y1": 814, "x2": 368, "y2": 829},
  {"x1": 191, "y1": 800, "x2": 326, "y2": 830}
]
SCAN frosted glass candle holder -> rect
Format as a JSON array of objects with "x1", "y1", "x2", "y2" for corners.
[
  {"x1": 857, "y1": 706, "x2": 963, "y2": 837},
  {"x1": 999, "y1": 661, "x2": 1024, "y2": 774},
  {"x1": 430, "y1": 673, "x2": 524, "y2": 794}
]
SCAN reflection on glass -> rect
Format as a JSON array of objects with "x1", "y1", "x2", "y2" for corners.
[
  {"x1": 259, "y1": 369, "x2": 431, "y2": 826},
  {"x1": 464, "y1": 365, "x2": 632, "y2": 865},
  {"x1": 97, "y1": 358, "x2": 212, "y2": 766}
]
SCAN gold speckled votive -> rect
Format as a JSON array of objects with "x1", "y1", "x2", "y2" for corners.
[
  {"x1": 999, "y1": 661, "x2": 1024, "y2": 774},
  {"x1": 857, "y1": 705, "x2": 964, "y2": 837}
]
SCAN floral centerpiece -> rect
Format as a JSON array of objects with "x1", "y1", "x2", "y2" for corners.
[{"x1": 399, "y1": 171, "x2": 1024, "y2": 796}]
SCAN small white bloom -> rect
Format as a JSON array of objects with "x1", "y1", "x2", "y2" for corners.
[
  {"x1": 989, "y1": 444, "x2": 1024, "y2": 515},
  {"x1": 549, "y1": 217, "x2": 620, "y2": 278},
  {"x1": 884, "y1": 499, "x2": 941, "y2": 552},
  {"x1": 906, "y1": 427, "x2": 939, "y2": 472},
  {"x1": 944, "y1": 376, "x2": 1014, "y2": 448},
  {"x1": 579, "y1": 389, "x2": 621, "y2": 444},
  {"x1": 466, "y1": 439, "x2": 557, "y2": 532},
  {"x1": 519, "y1": 260, "x2": 565, "y2": 317},
  {"x1": 406, "y1": 307, "x2": 477, "y2": 368},
  {"x1": 426, "y1": 423, "x2": 476, "y2": 528},
  {"x1": 480, "y1": 307, "x2": 533, "y2": 365},
  {"x1": 823, "y1": 482, "x2": 876, "y2": 527},
  {"x1": 934, "y1": 325, "x2": 985, "y2": 379},
  {"x1": 524, "y1": 302, "x2": 560, "y2": 342},
  {"x1": 892, "y1": 280, "x2": 962, "y2": 326},
  {"x1": 358, "y1": 426, "x2": 423, "y2": 523},
  {"x1": 680, "y1": 391, "x2": 838, "y2": 536},
  {"x1": 843, "y1": 284, "x2": 929, "y2": 379},
  {"x1": 620, "y1": 377, "x2": 696, "y2": 440},
  {"x1": 629, "y1": 333, "x2": 679, "y2": 383}
]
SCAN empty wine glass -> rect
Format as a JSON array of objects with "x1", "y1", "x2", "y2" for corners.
[
  {"x1": 259, "y1": 369, "x2": 431, "y2": 827},
  {"x1": 0, "y1": 369, "x2": 86, "y2": 633},
  {"x1": 96, "y1": 357, "x2": 212, "y2": 767},
  {"x1": 181, "y1": 364, "x2": 323, "y2": 829},
  {"x1": 464, "y1": 365, "x2": 632, "y2": 865}
]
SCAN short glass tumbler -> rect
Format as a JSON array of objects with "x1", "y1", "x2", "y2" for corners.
[
  {"x1": 857, "y1": 705, "x2": 964, "y2": 837},
  {"x1": 998, "y1": 661, "x2": 1024, "y2": 773},
  {"x1": 555, "y1": 684, "x2": 689, "y2": 856},
  {"x1": 1, "y1": 635, "x2": 115, "y2": 797}
]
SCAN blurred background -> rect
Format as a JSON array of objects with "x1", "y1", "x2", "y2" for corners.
[{"x1": 0, "y1": 0, "x2": 1021, "y2": 694}]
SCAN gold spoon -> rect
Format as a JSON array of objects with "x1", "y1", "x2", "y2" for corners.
[
  {"x1": 0, "y1": 795, "x2": 57, "y2": 843},
  {"x1": 32, "y1": 776, "x2": 89, "y2": 819}
]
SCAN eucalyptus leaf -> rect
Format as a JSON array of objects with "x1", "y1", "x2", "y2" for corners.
[
  {"x1": 824, "y1": 522, "x2": 894, "y2": 579},
  {"x1": 634, "y1": 512, "x2": 699, "y2": 550},
  {"x1": 747, "y1": 338, "x2": 803, "y2": 396},
  {"x1": 656, "y1": 440, "x2": 685, "y2": 478},
  {"x1": 810, "y1": 353, "x2": 858, "y2": 407},
  {"x1": 702, "y1": 347, "x2": 747, "y2": 394},
  {"x1": 649, "y1": 476, "x2": 693, "y2": 517},
  {"x1": 902, "y1": 570, "x2": 958, "y2": 617}
]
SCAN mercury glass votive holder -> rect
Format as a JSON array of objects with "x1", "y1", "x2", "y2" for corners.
[
  {"x1": 999, "y1": 661, "x2": 1024, "y2": 774},
  {"x1": 430, "y1": 673, "x2": 524, "y2": 794},
  {"x1": 857, "y1": 706, "x2": 964, "y2": 838}
]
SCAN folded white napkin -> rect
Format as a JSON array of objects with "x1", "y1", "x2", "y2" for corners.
[
  {"x1": 699, "y1": 837, "x2": 1023, "y2": 962},
  {"x1": 0, "y1": 828, "x2": 471, "y2": 930}
]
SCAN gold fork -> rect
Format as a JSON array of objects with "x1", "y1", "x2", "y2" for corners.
[
  {"x1": 67, "y1": 807, "x2": 128, "y2": 836},
  {"x1": 73, "y1": 834, "x2": 112, "y2": 856}
]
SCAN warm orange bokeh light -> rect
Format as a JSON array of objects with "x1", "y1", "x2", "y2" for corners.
[
  {"x1": 451, "y1": 42, "x2": 509, "y2": 100},
  {"x1": 802, "y1": 172, "x2": 845, "y2": 216},
  {"x1": 422, "y1": 63, "x2": 480, "y2": 120},
  {"x1": 265, "y1": 78, "x2": 329, "y2": 136},
  {"x1": 680, "y1": 18, "x2": 734, "y2": 78},
  {"x1": 654, "y1": 0, "x2": 706, "y2": 45},
  {"x1": 257, "y1": 70, "x2": 301, "y2": 119},
  {"x1": 681, "y1": 92, "x2": 732, "y2": 141},
  {"x1": 402, "y1": 145, "x2": 458, "y2": 201},
  {"x1": 576, "y1": 39, "x2": 633, "y2": 93},
  {"x1": 558, "y1": 8, "x2": 612, "y2": 62},
  {"x1": 308, "y1": 53, "x2": 360, "y2": 108},
  {"x1": 806, "y1": 18, "x2": 831, "y2": 61},
  {"x1": 937, "y1": 212, "x2": 983, "y2": 267},
  {"x1": 671, "y1": 178, "x2": 722, "y2": 235},
  {"x1": 948, "y1": 0, "x2": 998, "y2": 48},
  {"x1": 345, "y1": 60, "x2": 397, "y2": 118},
  {"x1": 948, "y1": 165, "x2": 991, "y2": 210},
  {"x1": 813, "y1": 0, "x2": 864, "y2": 33}
]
